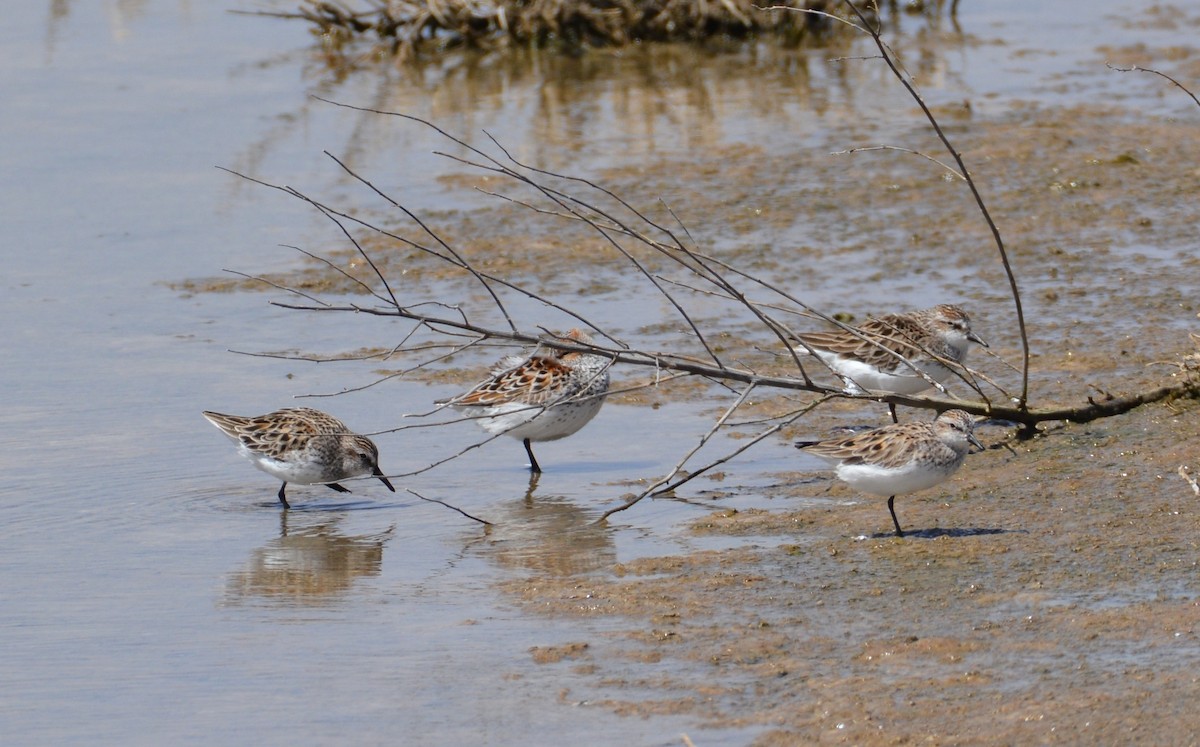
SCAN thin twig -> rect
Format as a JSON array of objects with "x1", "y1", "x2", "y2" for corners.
[
  {"x1": 221, "y1": 165, "x2": 617, "y2": 342},
  {"x1": 599, "y1": 394, "x2": 833, "y2": 520},
  {"x1": 1107, "y1": 63, "x2": 1200, "y2": 110},
  {"x1": 599, "y1": 384, "x2": 761, "y2": 518},
  {"x1": 406, "y1": 488, "x2": 493, "y2": 526},
  {"x1": 323, "y1": 150, "x2": 518, "y2": 332},
  {"x1": 649, "y1": 396, "x2": 833, "y2": 496},
  {"x1": 221, "y1": 267, "x2": 332, "y2": 307},
  {"x1": 831, "y1": 145, "x2": 965, "y2": 180}
]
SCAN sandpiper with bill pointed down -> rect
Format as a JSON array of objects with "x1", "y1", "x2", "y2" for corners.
[
  {"x1": 203, "y1": 407, "x2": 395, "y2": 508},
  {"x1": 795, "y1": 409, "x2": 983, "y2": 537},
  {"x1": 439, "y1": 328, "x2": 612, "y2": 473},
  {"x1": 793, "y1": 304, "x2": 987, "y2": 421}
]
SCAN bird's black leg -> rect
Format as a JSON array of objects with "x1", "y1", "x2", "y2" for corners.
[
  {"x1": 523, "y1": 438, "x2": 542, "y2": 473},
  {"x1": 326, "y1": 483, "x2": 351, "y2": 493},
  {"x1": 888, "y1": 495, "x2": 904, "y2": 537},
  {"x1": 888, "y1": 402, "x2": 899, "y2": 424},
  {"x1": 277, "y1": 483, "x2": 291, "y2": 509}
]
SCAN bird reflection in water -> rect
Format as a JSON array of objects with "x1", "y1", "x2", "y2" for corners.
[
  {"x1": 475, "y1": 473, "x2": 616, "y2": 576},
  {"x1": 224, "y1": 513, "x2": 394, "y2": 605}
]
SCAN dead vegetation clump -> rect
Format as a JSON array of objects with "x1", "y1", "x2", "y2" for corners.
[{"x1": 274, "y1": 0, "x2": 852, "y2": 58}]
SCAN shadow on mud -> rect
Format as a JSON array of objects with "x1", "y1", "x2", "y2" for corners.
[{"x1": 866, "y1": 526, "x2": 1027, "y2": 539}]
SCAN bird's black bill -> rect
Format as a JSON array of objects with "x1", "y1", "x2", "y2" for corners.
[
  {"x1": 967, "y1": 331, "x2": 989, "y2": 347},
  {"x1": 373, "y1": 467, "x2": 396, "y2": 492}
]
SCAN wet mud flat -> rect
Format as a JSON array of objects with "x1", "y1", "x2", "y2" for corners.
[
  {"x1": 195, "y1": 67, "x2": 1200, "y2": 741},
  {"x1": 499, "y1": 392, "x2": 1200, "y2": 743},
  {"x1": 459, "y1": 104, "x2": 1200, "y2": 741}
]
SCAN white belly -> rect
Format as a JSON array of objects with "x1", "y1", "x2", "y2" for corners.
[
  {"x1": 823, "y1": 354, "x2": 952, "y2": 395},
  {"x1": 239, "y1": 446, "x2": 332, "y2": 485},
  {"x1": 835, "y1": 458, "x2": 959, "y2": 497},
  {"x1": 477, "y1": 397, "x2": 605, "y2": 442}
]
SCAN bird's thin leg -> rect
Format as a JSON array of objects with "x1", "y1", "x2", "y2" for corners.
[
  {"x1": 277, "y1": 483, "x2": 291, "y2": 509},
  {"x1": 888, "y1": 402, "x2": 899, "y2": 423},
  {"x1": 888, "y1": 495, "x2": 904, "y2": 537},
  {"x1": 523, "y1": 438, "x2": 542, "y2": 473},
  {"x1": 325, "y1": 483, "x2": 351, "y2": 493}
]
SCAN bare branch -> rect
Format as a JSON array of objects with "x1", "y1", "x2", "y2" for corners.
[
  {"x1": 255, "y1": 287, "x2": 1200, "y2": 431},
  {"x1": 213, "y1": 58, "x2": 1200, "y2": 520},
  {"x1": 848, "y1": 0, "x2": 1031, "y2": 409}
]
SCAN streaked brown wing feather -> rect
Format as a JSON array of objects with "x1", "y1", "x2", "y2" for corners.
[
  {"x1": 450, "y1": 355, "x2": 572, "y2": 407},
  {"x1": 202, "y1": 411, "x2": 247, "y2": 437},
  {"x1": 798, "y1": 421, "x2": 933, "y2": 470},
  {"x1": 797, "y1": 313, "x2": 927, "y2": 368},
  {"x1": 272, "y1": 408, "x2": 348, "y2": 434},
  {"x1": 204, "y1": 408, "x2": 347, "y2": 456}
]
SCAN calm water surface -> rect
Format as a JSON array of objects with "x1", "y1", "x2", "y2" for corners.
[{"x1": 1, "y1": 1, "x2": 1195, "y2": 744}]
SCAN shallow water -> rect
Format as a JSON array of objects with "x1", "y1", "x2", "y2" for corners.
[{"x1": 3, "y1": 1, "x2": 1200, "y2": 744}]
